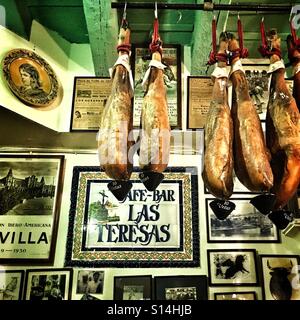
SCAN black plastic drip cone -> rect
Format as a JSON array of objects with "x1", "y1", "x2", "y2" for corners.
[
  {"x1": 108, "y1": 180, "x2": 132, "y2": 202},
  {"x1": 250, "y1": 193, "x2": 277, "y2": 215},
  {"x1": 139, "y1": 171, "x2": 164, "y2": 191},
  {"x1": 209, "y1": 199, "x2": 236, "y2": 220},
  {"x1": 268, "y1": 210, "x2": 294, "y2": 230}
]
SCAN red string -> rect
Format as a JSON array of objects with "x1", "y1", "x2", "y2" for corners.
[
  {"x1": 149, "y1": 18, "x2": 162, "y2": 54},
  {"x1": 258, "y1": 19, "x2": 281, "y2": 59}
]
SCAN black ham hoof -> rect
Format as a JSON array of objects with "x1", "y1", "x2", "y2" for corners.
[
  {"x1": 108, "y1": 180, "x2": 132, "y2": 202},
  {"x1": 139, "y1": 171, "x2": 164, "y2": 191},
  {"x1": 250, "y1": 194, "x2": 276, "y2": 215},
  {"x1": 268, "y1": 210, "x2": 294, "y2": 230},
  {"x1": 209, "y1": 200, "x2": 236, "y2": 220}
]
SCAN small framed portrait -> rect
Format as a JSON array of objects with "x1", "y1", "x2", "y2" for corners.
[
  {"x1": 114, "y1": 276, "x2": 152, "y2": 300},
  {"x1": 260, "y1": 255, "x2": 300, "y2": 300},
  {"x1": 154, "y1": 275, "x2": 208, "y2": 300},
  {"x1": 214, "y1": 291, "x2": 257, "y2": 300},
  {"x1": 74, "y1": 269, "x2": 104, "y2": 300},
  {"x1": 205, "y1": 198, "x2": 280, "y2": 243},
  {"x1": 207, "y1": 249, "x2": 259, "y2": 286},
  {"x1": 0, "y1": 270, "x2": 25, "y2": 300},
  {"x1": 24, "y1": 268, "x2": 73, "y2": 300},
  {"x1": 2, "y1": 48, "x2": 63, "y2": 108}
]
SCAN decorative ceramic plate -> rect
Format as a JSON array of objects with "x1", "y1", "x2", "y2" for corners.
[{"x1": 2, "y1": 49, "x2": 61, "y2": 107}]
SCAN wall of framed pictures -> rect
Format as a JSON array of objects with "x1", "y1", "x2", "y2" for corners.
[{"x1": 0, "y1": 18, "x2": 299, "y2": 302}]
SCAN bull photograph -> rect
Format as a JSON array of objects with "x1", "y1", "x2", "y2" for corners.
[
  {"x1": 260, "y1": 255, "x2": 300, "y2": 300},
  {"x1": 208, "y1": 249, "x2": 259, "y2": 286}
]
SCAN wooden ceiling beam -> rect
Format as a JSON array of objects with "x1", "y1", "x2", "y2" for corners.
[{"x1": 82, "y1": 0, "x2": 118, "y2": 76}]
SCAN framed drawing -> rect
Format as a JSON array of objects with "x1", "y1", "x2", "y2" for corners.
[
  {"x1": 114, "y1": 275, "x2": 152, "y2": 300},
  {"x1": 23, "y1": 268, "x2": 73, "y2": 300},
  {"x1": 205, "y1": 198, "x2": 280, "y2": 243},
  {"x1": 154, "y1": 275, "x2": 208, "y2": 300},
  {"x1": 0, "y1": 154, "x2": 64, "y2": 265},
  {"x1": 74, "y1": 269, "x2": 104, "y2": 299},
  {"x1": 0, "y1": 270, "x2": 25, "y2": 300},
  {"x1": 2, "y1": 49, "x2": 62, "y2": 108},
  {"x1": 214, "y1": 291, "x2": 257, "y2": 300},
  {"x1": 260, "y1": 255, "x2": 300, "y2": 300},
  {"x1": 65, "y1": 166, "x2": 199, "y2": 267},
  {"x1": 187, "y1": 76, "x2": 213, "y2": 129},
  {"x1": 132, "y1": 44, "x2": 182, "y2": 129},
  {"x1": 207, "y1": 249, "x2": 259, "y2": 286},
  {"x1": 70, "y1": 77, "x2": 111, "y2": 131}
]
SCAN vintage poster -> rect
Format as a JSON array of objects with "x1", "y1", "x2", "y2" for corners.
[
  {"x1": 187, "y1": 76, "x2": 213, "y2": 129},
  {"x1": 71, "y1": 77, "x2": 111, "y2": 131},
  {"x1": 0, "y1": 155, "x2": 64, "y2": 264},
  {"x1": 65, "y1": 166, "x2": 199, "y2": 267},
  {"x1": 133, "y1": 45, "x2": 181, "y2": 129}
]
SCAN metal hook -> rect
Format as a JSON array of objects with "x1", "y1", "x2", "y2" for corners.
[
  {"x1": 154, "y1": 1, "x2": 158, "y2": 19},
  {"x1": 237, "y1": 11, "x2": 240, "y2": 20},
  {"x1": 289, "y1": 6, "x2": 293, "y2": 21},
  {"x1": 176, "y1": 10, "x2": 182, "y2": 24},
  {"x1": 122, "y1": 1, "x2": 127, "y2": 20}
]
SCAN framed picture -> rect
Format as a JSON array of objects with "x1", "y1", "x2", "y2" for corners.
[
  {"x1": 2, "y1": 48, "x2": 63, "y2": 108},
  {"x1": 214, "y1": 291, "x2": 257, "y2": 300},
  {"x1": 207, "y1": 249, "x2": 259, "y2": 286},
  {"x1": 260, "y1": 255, "x2": 300, "y2": 300},
  {"x1": 114, "y1": 276, "x2": 152, "y2": 300},
  {"x1": 0, "y1": 270, "x2": 25, "y2": 300},
  {"x1": 0, "y1": 154, "x2": 64, "y2": 265},
  {"x1": 205, "y1": 198, "x2": 280, "y2": 243},
  {"x1": 70, "y1": 76, "x2": 111, "y2": 131},
  {"x1": 23, "y1": 268, "x2": 73, "y2": 300},
  {"x1": 154, "y1": 275, "x2": 208, "y2": 300},
  {"x1": 65, "y1": 166, "x2": 199, "y2": 268},
  {"x1": 75, "y1": 269, "x2": 104, "y2": 299},
  {"x1": 132, "y1": 44, "x2": 182, "y2": 129},
  {"x1": 187, "y1": 76, "x2": 213, "y2": 129}
]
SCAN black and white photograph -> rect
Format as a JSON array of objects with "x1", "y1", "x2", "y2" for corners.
[
  {"x1": 243, "y1": 64, "x2": 270, "y2": 121},
  {"x1": 24, "y1": 268, "x2": 73, "y2": 300},
  {"x1": 165, "y1": 287, "x2": 197, "y2": 300},
  {"x1": 76, "y1": 270, "x2": 104, "y2": 295},
  {"x1": 206, "y1": 198, "x2": 280, "y2": 243},
  {"x1": 0, "y1": 270, "x2": 24, "y2": 300},
  {"x1": 154, "y1": 275, "x2": 208, "y2": 300},
  {"x1": 114, "y1": 276, "x2": 152, "y2": 300},
  {"x1": 214, "y1": 291, "x2": 257, "y2": 300},
  {"x1": 207, "y1": 249, "x2": 259, "y2": 286},
  {"x1": 0, "y1": 155, "x2": 64, "y2": 264},
  {"x1": 260, "y1": 255, "x2": 300, "y2": 300}
]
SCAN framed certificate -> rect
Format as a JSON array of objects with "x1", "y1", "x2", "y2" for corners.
[
  {"x1": 132, "y1": 44, "x2": 182, "y2": 129},
  {"x1": 187, "y1": 76, "x2": 213, "y2": 129},
  {"x1": 70, "y1": 76, "x2": 111, "y2": 131},
  {"x1": 0, "y1": 154, "x2": 64, "y2": 265}
]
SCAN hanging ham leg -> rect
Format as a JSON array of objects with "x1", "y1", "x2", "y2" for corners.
[
  {"x1": 228, "y1": 33, "x2": 273, "y2": 192},
  {"x1": 202, "y1": 33, "x2": 234, "y2": 199},
  {"x1": 265, "y1": 30, "x2": 300, "y2": 209},
  {"x1": 98, "y1": 20, "x2": 134, "y2": 200},
  {"x1": 138, "y1": 49, "x2": 171, "y2": 190}
]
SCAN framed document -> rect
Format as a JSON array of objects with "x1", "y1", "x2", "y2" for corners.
[
  {"x1": 0, "y1": 270, "x2": 25, "y2": 300},
  {"x1": 0, "y1": 155, "x2": 64, "y2": 265},
  {"x1": 65, "y1": 166, "x2": 199, "y2": 268},
  {"x1": 132, "y1": 44, "x2": 182, "y2": 129},
  {"x1": 187, "y1": 76, "x2": 213, "y2": 129},
  {"x1": 70, "y1": 76, "x2": 111, "y2": 131}
]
